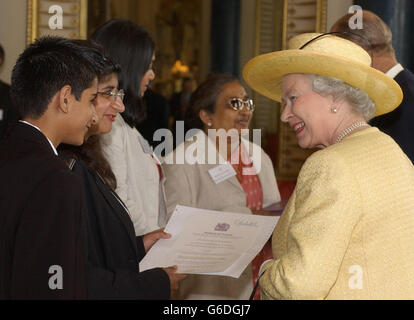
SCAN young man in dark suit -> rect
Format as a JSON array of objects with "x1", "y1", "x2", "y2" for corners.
[
  {"x1": 0, "y1": 37, "x2": 106, "y2": 299},
  {"x1": 331, "y1": 10, "x2": 414, "y2": 163}
]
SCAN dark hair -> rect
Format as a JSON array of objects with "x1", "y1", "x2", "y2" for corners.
[
  {"x1": 0, "y1": 43, "x2": 4, "y2": 66},
  {"x1": 91, "y1": 19, "x2": 155, "y2": 128},
  {"x1": 58, "y1": 41, "x2": 120, "y2": 189},
  {"x1": 70, "y1": 39, "x2": 122, "y2": 81},
  {"x1": 10, "y1": 36, "x2": 107, "y2": 119},
  {"x1": 184, "y1": 73, "x2": 238, "y2": 130}
]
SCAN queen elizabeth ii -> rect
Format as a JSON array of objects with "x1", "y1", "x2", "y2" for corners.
[{"x1": 243, "y1": 33, "x2": 414, "y2": 299}]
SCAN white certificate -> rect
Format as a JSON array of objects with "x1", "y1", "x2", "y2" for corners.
[{"x1": 139, "y1": 205, "x2": 279, "y2": 278}]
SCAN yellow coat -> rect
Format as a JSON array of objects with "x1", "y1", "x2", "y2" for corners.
[{"x1": 260, "y1": 127, "x2": 414, "y2": 299}]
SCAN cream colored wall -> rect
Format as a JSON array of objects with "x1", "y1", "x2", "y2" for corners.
[
  {"x1": 0, "y1": 0, "x2": 27, "y2": 84},
  {"x1": 326, "y1": 0, "x2": 353, "y2": 31}
]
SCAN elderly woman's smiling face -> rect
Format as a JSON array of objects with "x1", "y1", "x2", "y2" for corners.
[
  {"x1": 206, "y1": 81, "x2": 252, "y2": 134},
  {"x1": 281, "y1": 74, "x2": 334, "y2": 149}
]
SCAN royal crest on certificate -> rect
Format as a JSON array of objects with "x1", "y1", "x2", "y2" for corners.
[{"x1": 139, "y1": 205, "x2": 279, "y2": 278}]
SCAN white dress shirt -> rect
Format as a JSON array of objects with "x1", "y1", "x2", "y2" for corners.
[{"x1": 386, "y1": 63, "x2": 404, "y2": 79}]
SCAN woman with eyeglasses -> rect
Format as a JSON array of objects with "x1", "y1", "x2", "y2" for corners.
[
  {"x1": 163, "y1": 73, "x2": 281, "y2": 300},
  {"x1": 58, "y1": 45, "x2": 186, "y2": 299},
  {"x1": 91, "y1": 19, "x2": 168, "y2": 237}
]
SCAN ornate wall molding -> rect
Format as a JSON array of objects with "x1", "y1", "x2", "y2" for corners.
[{"x1": 251, "y1": 0, "x2": 283, "y2": 136}]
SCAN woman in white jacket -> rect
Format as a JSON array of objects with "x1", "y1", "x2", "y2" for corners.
[
  {"x1": 91, "y1": 19, "x2": 167, "y2": 236},
  {"x1": 163, "y1": 73, "x2": 281, "y2": 299}
]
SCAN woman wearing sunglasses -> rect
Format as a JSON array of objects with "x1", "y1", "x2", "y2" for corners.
[
  {"x1": 163, "y1": 73, "x2": 281, "y2": 300},
  {"x1": 59, "y1": 46, "x2": 186, "y2": 299}
]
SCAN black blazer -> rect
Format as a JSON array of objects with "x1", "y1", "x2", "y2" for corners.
[
  {"x1": 370, "y1": 68, "x2": 414, "y2": 162},
  {"x1": 63, "y1": 155, "x2": 170, "y2": 299},
  {"x1": 0, "y1": 122, "x2": 87, "y2": 299}
]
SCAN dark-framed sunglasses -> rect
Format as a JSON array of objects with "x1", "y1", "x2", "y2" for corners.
[
  {"x1": 97, "y1": 88, "x2": 125, "y2": 102},
  {"x1": 228, "y1": 98, "x2": 255, "y2": 112}
]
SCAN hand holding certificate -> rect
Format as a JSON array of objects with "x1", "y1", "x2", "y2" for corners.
[{"x1": 139, "y1": 205, "x2": 279, "y2": 278}]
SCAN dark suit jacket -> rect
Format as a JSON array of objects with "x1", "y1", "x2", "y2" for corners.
[
  {"x1": 0, "y1": 122, "x2": 87, "y2": 299},
  {"x1": 370, "y1": 68, "x2": 414, "y2": 162},
  {"x1": 62, "y1": 155, "x2": 170, "y2": 299}
]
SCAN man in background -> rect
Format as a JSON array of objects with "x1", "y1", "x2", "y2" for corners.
[{"x1": 331, "y1": 10, "x2": 414, "y2": 162}]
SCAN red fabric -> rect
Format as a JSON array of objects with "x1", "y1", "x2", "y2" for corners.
[
  {"x1": 277, "y1": 180, "x2": 296, "y2": 201},
  {"x1": 251, "y1": 240, "x2": 273, "y2": 299},
  {"x1": 231, "y1": 145, "x2": 263, "y2": 211},
  {"x1": 156, "y1": 163, "x2": 162, "y2": 181}
]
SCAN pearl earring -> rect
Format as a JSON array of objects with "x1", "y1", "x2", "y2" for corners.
[
  {"x1": 332, "y1": 108, "x2": 338, "y2": 113},
  {"x1": 208, "y1": 122, "x2": 212, "y2": 127}
]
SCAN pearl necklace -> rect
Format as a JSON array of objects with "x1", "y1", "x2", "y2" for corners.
[{"x1": 335, "y1": 121, "x2": 370, "y2": 144}]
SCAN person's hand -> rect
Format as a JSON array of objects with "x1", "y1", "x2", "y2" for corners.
[
  {"x1": 163, "y1": 265, "x2": 187, "y2": 294},
  {"x1": 142, "y1": 228, "x2": 171, "y2": 253}
]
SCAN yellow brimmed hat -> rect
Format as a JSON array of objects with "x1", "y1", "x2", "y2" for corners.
[{"x1": 242, "y1": 33, "x2": 402, "y2": 116}]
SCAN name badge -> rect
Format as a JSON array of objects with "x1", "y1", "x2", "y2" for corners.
[{"x1": 208, "y1": 162, "x2": 236, "y2": 184}]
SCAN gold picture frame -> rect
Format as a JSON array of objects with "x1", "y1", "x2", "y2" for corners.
[{"x1": 27, "y1": 0, "x2": 88, "y2": 45}]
